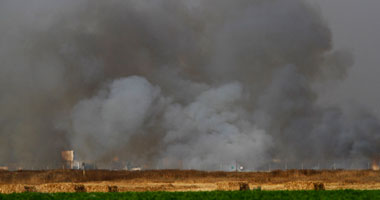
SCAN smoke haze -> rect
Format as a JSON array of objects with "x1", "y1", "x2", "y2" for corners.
[{"x1": 0, "y1": 0, "x2": 379, "y2": 170}]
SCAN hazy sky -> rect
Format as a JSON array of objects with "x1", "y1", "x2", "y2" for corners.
[
  {"x1": 0, "y1": 0, "x2": 379, "y2": 169},
  {"x1": 310, "y1": 0, "x2": 380, "y2": 115}
]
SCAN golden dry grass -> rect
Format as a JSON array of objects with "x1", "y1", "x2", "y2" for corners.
[{"x1": 1, "y1": 169, "x2": 380, "y2": 193}]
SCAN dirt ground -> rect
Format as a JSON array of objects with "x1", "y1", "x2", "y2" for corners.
[{"x1": 1, "y1": 169, "x2": 380, "y2": 193}]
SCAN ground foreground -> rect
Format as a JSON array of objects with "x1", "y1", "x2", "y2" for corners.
[
  {"x1": 1, "y1": 169, "x2": 380, "y2": 193},
  {"x1": 1, "y1": 190, "x2": 380, "y2": 200}
]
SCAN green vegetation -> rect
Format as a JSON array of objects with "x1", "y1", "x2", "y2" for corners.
[{"x1": 1, "y1": 190, "x2": 380, "y2": 200}]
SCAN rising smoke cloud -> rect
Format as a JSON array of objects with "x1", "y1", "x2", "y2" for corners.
[{"x1": 0, "y1": 0, "x2": 378, "y2": 170}]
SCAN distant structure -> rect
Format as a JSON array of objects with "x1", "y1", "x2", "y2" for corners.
[
  {"x1": 61, "y1": 150, "x2": 74, "y2": 169},
  {"x1": 372, "y1": 160, "x2": 380, "y2": 171},
  {"x1": 0, "y1": 166, "x2": 8, "y2": 171},
  {"x1": 110, "y1": 156, "x2": 124, "y2": 170}
]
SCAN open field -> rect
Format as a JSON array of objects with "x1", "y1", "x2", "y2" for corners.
[{"x1": 1, "y1": 169, "x2": 380, "y2": 193}]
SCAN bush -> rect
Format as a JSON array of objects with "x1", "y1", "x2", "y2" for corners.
[
  {"x1": 74, "y1": 185, "x2": 86, "y2": 192},
  {"x1": 108, "y1": 186, "x2": 118, "y2": 192},
  {"x1": 23, "y1": 186, "x2": 37, "y2": 192},
  {"x1": 313, "y1": 182, "x2": 325, "y2": 191}
]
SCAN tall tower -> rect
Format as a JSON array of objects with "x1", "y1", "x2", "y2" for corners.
[{"x1": 61, "y1": 150, "x2": 74, "y2": 169}]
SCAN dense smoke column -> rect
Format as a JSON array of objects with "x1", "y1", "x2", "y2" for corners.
[{"x1": 0, "y1": 0, "x2": 378, "y2": 170}]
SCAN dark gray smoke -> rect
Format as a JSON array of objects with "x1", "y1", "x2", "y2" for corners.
[{"x1": 0, "y1": 0, "x2": 378, "y2": 170}]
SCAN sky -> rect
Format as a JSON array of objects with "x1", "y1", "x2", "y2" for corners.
[{"x1": 0, "y1": 0, "x2": 380, "y2": 170}]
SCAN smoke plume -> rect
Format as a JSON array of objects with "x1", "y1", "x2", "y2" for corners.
[{"x1": 0, "y1": 0, "x2": 378, "y2": 170}]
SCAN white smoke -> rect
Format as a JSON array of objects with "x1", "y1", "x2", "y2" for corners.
[
  {"x1": 71, "y1": 76, "x2": 164, "y2": 161},
  {"x1": 161, "y1": 82, "x2": 271, "y2": 169},
  {"x1": 70, "y1": 77, "x2": 271, "y2": 169}
]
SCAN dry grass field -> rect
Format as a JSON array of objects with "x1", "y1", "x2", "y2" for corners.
[{"x1": 1, "y1": 169, "x2": 380, "y2": 193}]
